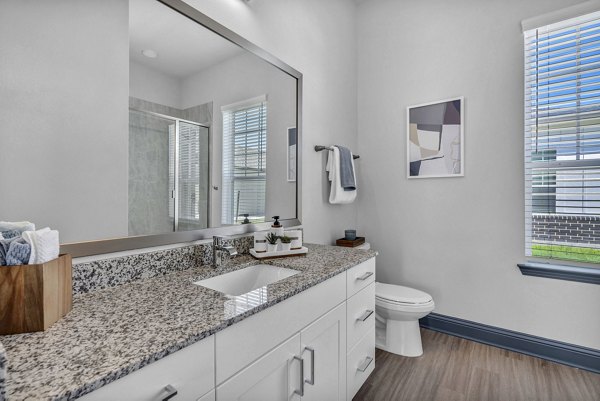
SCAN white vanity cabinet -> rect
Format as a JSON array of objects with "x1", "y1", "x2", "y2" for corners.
[
  {"x1": 78, "y1": 257, "x2": 376, "y2": 401},
  {"x1": 346, "y1": 259, "x2": 376, "y2": 400},
  {"x1": 216, "y1": 303, "x2": 347, "y2": 401}
]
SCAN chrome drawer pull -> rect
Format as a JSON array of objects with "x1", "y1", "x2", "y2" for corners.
[
  {"x1": 304, "y1": 347, "x2": 315, "y2": 386},
  {"x1": 293, "y1": 355, "x2": 304, "y2": 396},
  {"x1": 161, "y1": 384, "x2": 178, "y2": 401},
  {"x1": 357, "y1": 310, "x2": 374, "y2": 322},
  {"x1": 357, "y1": 356, "x2": 374, "y2": 372},
  {"x1": 356, "y1": 271, "x2": 373, "y2": 281}
]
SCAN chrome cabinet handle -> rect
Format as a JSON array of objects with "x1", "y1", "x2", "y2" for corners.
[
  {"x1": 356, "y1": 271, "x2": 374, "y2": 281},
  {"x1": 357, "y1": 356, "x2": 374, "y2": 372},
  {"x1": 304, "y1": 347, "x2": 315, "y2": 386},
  {"x1": 161, "y1": 384, "x2": 178, "y2": 401},
  {"x1": 357, "y1": 310, "x2": 374, "y2": 322},
  {"x1": 293, "y1": 355, "x2": 304, "y2": 396}
]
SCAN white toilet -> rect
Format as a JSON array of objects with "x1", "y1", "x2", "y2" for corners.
[{"x1": 375, "y1": 282, "x2": 435, "y2": 357}]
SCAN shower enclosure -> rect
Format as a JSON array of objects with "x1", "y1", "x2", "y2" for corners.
[{"x1": 128, "y1": 108, "x2": 210, "y2": 236}]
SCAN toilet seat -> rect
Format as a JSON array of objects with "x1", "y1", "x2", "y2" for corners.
[
  {"x1": 376, "y1": 282, "x2": 432, "y2": 305},
  {"x1": 376, "y1": 296, "x2": 434, "y2": 313}
]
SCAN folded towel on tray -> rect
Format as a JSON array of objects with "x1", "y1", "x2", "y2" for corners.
[{"x1": 22, "y1": 227, "x2": 59, "y2": 264}]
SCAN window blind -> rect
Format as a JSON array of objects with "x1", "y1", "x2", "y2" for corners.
[
  {"x1": 178, "y1": 122, "x2": 202, "y2": 221},
  {"x1": 525, "y1": 11, "x2": 600, "y2": 263},
  {"x1": 222, "y1": 99, "x2": 268, "y2": 225},
  {"x1": 168, "y1": 121, "x2": 205, "y2": 225}
]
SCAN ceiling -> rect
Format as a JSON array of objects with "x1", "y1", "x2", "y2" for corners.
[{"x1": 129, "y1": 0, "x2": 244, "y2": 79}]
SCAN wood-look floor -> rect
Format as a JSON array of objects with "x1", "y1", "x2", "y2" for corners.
[{"x1": 354, "y1": 329, "x2": 600, "y2": 401}]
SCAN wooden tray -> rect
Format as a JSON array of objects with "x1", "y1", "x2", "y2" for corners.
[
  {"x1": 250, "y1": 247, "x2": 308, "y2": 260},
  {"x1": 336, "y1": 237, "x2": 366, "y2": 247},
  {"x1": 0, "y1": 254, "x2": 72, "y2": 335}
]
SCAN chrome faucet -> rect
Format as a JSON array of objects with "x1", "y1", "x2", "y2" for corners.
[{"x1": 212, "y1": 235, "x2": 238, "y2": 267}]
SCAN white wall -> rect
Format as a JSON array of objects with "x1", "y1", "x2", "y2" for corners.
[
  {"x1": 181, "y1": 52, "x2": 296, "y2": 225},
  {"x1": 357, "y1": 0, "x2": 600, "y2": 349},
  {"x1": 183, "y1": 0, "x2": 359, "y2": 244},
  {"x1": 0, "y1": 0, "x2": 129, "y2": 243},
  {"x1": 130, "y1": 61, "x2": 182, "y2": 109}
]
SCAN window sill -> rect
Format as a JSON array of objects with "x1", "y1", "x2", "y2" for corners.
[{"x1": 517, "y1": 262, "x2": 600, "y2": 285}]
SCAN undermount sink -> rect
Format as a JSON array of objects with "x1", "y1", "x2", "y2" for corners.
[{"x1": 194, "y1": 264, "x2": 299, "y2": 296}]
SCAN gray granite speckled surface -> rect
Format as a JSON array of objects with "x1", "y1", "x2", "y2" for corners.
[
  {"x1": 1, "y1": 244, "x2": 375, "y2": 400},
  {"x1": 0, "y1": 342, "x2": 6, "y2": 401},
  {"x1": 72, "y1": 235, "x2": 254, "y2": 294}
]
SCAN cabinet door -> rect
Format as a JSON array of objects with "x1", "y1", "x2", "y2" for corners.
[
  {"x1": 217, "y1": 333, "x2": 302, "y2": 401},
  {"x1": 300, "y1": 303, "x2": 347, "y2": 401}
]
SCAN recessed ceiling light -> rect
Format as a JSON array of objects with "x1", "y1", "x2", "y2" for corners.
[{"x1": 141, "y1": 49, "x2": 158, "y2": 58}]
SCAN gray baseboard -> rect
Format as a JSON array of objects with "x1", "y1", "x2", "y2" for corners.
[{"x1": 419, "y1": 313, "x2": 600, "y2": 374}]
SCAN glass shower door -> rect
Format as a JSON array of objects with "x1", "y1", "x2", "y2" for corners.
[
  {"x1": 128, "y1": 109, "x2": 176, "y2": 236},
  {"x1": 129, "y1": 109, "x2": 209, "y2": 235}
]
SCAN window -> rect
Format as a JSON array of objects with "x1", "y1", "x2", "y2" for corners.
[
  {"x1": 524, "y1": 12, "x2": 600, "y2": 264},
  {"x1": 168, "y1": 121, "x2": 206, "y2": 227},
  {"x1": 222, "y1": 97, "x2": 267, "y2": 225}
]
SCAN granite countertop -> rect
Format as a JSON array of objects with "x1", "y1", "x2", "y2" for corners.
[{"x1": 0, "y1": 244, "x2": 376, "y2": 400}]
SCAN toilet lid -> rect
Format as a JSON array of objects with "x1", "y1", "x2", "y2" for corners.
[{"x1": 376, "y1": 282, "x2": 433, "y2": 304}]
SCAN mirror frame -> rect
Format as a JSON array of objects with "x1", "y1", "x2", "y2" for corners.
[{"x1": 61, "y1": 0, "x2": 302, "y2": 257}]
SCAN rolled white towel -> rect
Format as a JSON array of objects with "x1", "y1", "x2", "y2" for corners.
[
  {"x1": 0, "y1": 221, "x2": 35, "y2": 233},
  {"x1": 22, "y1": 228, "x2": 59, "y2": 264}
]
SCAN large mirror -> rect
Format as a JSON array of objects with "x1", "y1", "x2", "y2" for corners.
[{"x1": 0, "y1": 0, "x2": 301, "y2": 255}]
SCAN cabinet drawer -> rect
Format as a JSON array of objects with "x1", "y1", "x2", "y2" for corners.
[
  {"x1": 79, "y1": 335, "x2": 215, "y2": 401},
  {"x1": 346, "y1": 282, "x2": 375, "y2": 349},
  {"x1": 346, "y1": 258, "x2": 375, "y2": 298},
  {"x1": 346, "y1": 330, "x2": 375, "y2": 400}
]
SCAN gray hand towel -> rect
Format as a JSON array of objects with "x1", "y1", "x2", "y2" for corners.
[
  {"x1": 1, "y1": 230, "x2": 20, "y2": 239},
  {"x1": 335, "y1": 145, "x2": 356, "y2": 191},
  {"x1": 6, "y1": 239, "x2": 31, "y2": 266},
  {"x1": 0, "y1": 237, "x2": 17, "y2": 266},
  {"x1": 0, "y1": 236, "x2": 32, "y2": 266}
]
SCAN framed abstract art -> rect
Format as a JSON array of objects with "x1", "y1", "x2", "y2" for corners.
[{"x1": 407, "y1": 97, "x2": 464, "y2": 178}]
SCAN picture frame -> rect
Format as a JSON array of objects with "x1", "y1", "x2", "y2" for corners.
[
  {"x1": 407, "y1": 96, "x2": 464, "y2": 178},
  {"x1": 287, "y1": 126, "x2": 297, "y2": 182}
]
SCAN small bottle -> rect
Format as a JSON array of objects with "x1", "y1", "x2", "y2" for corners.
[
  {"x1": 254, "y1": 231, "x2": 267, "y2": 253},
  {"x1": 270, "y1": 216, "x2": 284, "y2": 237}
]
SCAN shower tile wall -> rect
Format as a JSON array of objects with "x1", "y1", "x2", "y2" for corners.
[
  {"x1": 128, "y1": 98, "x2": 212, "y2": 236},
  {"x1": 128, "y1": 108, "x2": 173, "y2": 236}
]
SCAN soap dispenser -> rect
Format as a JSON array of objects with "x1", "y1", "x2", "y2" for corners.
[{"x1": 270, "y1": 216, "x2": 284, "y2": 236}]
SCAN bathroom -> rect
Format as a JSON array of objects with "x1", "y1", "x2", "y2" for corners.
[{"x1": 1, "y1": 0, "x2": 599, "y2": 400}]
